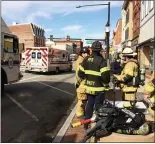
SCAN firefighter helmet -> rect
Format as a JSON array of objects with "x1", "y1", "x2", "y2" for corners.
[
  {"x1": 122, "y1": 47, "x2": 137, "y2": 56},
  {"x1": 91, "y1": 41, "x2": 102, "y2": 51},
  {"x1": 80, "y1": 46, "x2": 90, "y2": 54}
]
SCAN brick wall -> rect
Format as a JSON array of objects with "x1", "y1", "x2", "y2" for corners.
[
  {"x1": 9, "y1": 24, "x2": 45, "y2": 49},
  {"x1": 122, "y1": 1, "x2": 134, "y2": 43},
  {"x1": 132, "y1": 0, "x2": 141, "y2": 39},
  {"x1": 113, "y1": 19, "x2": 122, "y2": 46}
]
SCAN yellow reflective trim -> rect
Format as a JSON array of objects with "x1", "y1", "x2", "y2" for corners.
[
  {"x1": 144, "y1": 83, "x2": 155, "y2": 94},
  {"x1": 85, "y1": 70, "x2": 101, "y2": 76},
  {"x1": 122, "y1": 87, "x2": 138, "y2": 92},
  {"x1": 86, "y1": 86, "x2": 105, "y2": 92},
  {"x1": 100, "y1": 67, "x2": 110, "y2": 73},
  {"x1": 79, "y1": 65, "x2": 84, "y2": 72}
]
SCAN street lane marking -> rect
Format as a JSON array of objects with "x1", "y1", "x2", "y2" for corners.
[
  {"x1": 34, "y1": 81, "x2": 74, "y2": 96},
  {"x1": 5, "y1": 93, "x2": 39, "y2": 122},
  {"x1": 19, "y1": 75, "x2": 43, "y2": 82},
  {"x1": 52, "y1": 104, "x2": 77, "y2": 143}
]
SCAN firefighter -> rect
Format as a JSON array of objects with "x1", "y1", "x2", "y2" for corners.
[
  {"x1": 75, "y1": 47, "x2": 90, "y2": 118},
  {"x1": 78, "y1": 41, "x2": 110, "y2": 129},
  {"x1": 144, "y1": 71, "x2": 155, "y2": 117},
  {"x1": 114, "y1": 47, "x2": 140, "y2": 107}
]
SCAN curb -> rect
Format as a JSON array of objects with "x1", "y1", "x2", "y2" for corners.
[{"x1": 52, "y1": 104, "x2": 77, "y2": 143}]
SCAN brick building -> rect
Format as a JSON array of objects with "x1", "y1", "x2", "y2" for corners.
[
  {"x1": 132, "y1": 0, "x2": 141, "y2": 58},
  {"x1": 8, "y1": 23, "x2": 45, "y2": 49},
  {"x1": 49, "y1": 35, "x2": 83, "y2": 54},
  {"x1": 113, "y1": 18, "x2": 122, "y2": 52}
]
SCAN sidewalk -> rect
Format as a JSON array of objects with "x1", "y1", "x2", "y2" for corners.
[
  {"x1": 61, "y1": 116, "x2": 87, "y2": 143},
  {"x1": 58, "y1": 78, "x2": 150, "y2": 143}
]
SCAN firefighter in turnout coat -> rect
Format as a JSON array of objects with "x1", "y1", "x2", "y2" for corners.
[
  {"x1": 114, "y1": 47, "x2": 140, "y2": 107},
  {"x1": 75, "y1": 47, "x2": 90, "y2": 117},
  {"x1": 144, "y1": 71, "x2": 155, "y2": 117},
  {"x1": 78, "y1": 41, "x2": 110, "y2": 129}
]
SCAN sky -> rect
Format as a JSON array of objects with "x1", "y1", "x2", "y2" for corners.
[{"x1": 1, "y1": 1, "x2": 123, "y2": 40}]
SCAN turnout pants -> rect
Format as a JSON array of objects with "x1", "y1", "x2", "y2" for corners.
[
  {"x1": 76, "y1": 92, "x2": 87, "y2": 117},
  {"x1": 85, "y1": 92, "x2": 104, "y2": 120}
]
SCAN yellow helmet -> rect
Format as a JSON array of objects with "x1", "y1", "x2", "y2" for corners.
[{"x1": 122, "y1": 47, "x2": 137, "y2": 56}]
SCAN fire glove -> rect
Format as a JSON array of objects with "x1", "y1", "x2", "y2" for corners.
[{"x1": 75, "y1": 83, "x2": 79, "y2": 89}]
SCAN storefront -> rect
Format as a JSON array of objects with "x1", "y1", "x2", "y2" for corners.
[{"x1": 138, "y1": 38, "x2": 155, "y2": 78}]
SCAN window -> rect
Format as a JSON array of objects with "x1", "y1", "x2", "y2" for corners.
[
  {"x1": 141, "y1": 0, "x2": 144, "y2": 20},
  {"x1": 125, "y1": 28, "x2": 129, "y2": 40},
  {"x1": 4, "y1": 35, "x2": 19, "y2": 53},
  {"x1": 32, "y1": 52, "x2": 36, "y2": 59},
  {"x1": 37, "y1": 52, "x2": 41, "y2": 59},
  {"x1": 13, "y1": 37, "x2": 19, "y2": 53},
  {"x1": 126, "y1": 10, "x2": 129, "y2": 24},
  {"x1": 150, "y1": 0, "x2": 154, "y2": 10},
  {"x1": 145, "y1": 1, "x2": 148, "y2": 16}
]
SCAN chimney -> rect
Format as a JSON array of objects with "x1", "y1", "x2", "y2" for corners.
[{"x1": 50, "y1": 35, "x2": 53, "y2": 41}]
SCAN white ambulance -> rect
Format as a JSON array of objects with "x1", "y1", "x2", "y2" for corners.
[
  {"x1": 1, "y1": 18, "x2": 23, "y2": 94},
  {"x1": 25, "y1": 47, "x2": 72, "y2": 73}
]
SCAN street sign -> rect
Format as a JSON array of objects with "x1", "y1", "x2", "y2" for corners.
[{"x1": 86, "y1": 40, "x2": 94, "y2": 44}]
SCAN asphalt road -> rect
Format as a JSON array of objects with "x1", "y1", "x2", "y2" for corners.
[{"x1": 1, "y1": 70, "x2": 76, "y2": 143}]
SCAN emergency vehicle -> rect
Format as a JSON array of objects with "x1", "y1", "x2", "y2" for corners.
[
  {"x1": 25, "y1": 47, "x2": 72, "y2": 73},
  {"x1": 1, "y1": 18, "x2": 23, "y2": 94}
]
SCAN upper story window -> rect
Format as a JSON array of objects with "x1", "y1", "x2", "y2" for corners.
[
  {"x1": 141, "y1": 0, "x2": 145, "y2": 20},
  {"x1": 150, "y1": 0, "x2": 154, "y2": 11},
  {"x1": 145, "y1": 1, "x2": 149, "y2": 16},
  {"x1": 126, "y1": 10, "x2": 129, "y2": 24},
  {"x1": 125, "y1": 28, "x2": 129, "y2": 40}
]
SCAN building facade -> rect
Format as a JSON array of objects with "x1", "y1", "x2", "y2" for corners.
[
  {"x1": 121, "y1": 1, "x2": 134, "y2": 49},
  {"x1": 138, "y1": 0, "x2": 154, "y2": 75},
  {"x1": 50, "y1": 35, "x2": 83, "y2": 54},
  {"x1": 132, "y1": 0, "x2": 141, "y2": 56},
  {"x1": 113, "y1": 18, "x2": 122, "y2": 52},
  {"x1": 8, "y1": 23, "x2": 45, "y2": 49}
]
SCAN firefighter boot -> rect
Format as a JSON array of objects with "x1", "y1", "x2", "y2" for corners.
[{"x1": 76, "y1": 100, "x2": 84, "y2": 118}]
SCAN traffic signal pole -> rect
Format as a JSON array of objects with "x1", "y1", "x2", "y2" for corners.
[
  {"x1": 76, "y1": 2, "x2": 111, "y2": 66},
  {"x1": 106, "y1": 2, "x2": 110, "y2": 67}
]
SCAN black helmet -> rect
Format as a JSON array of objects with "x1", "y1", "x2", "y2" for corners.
[
  {"x1": 80, "y1": 46, "x2": 90, "y2": 54},
  {"x1": 92, "y1": 41, "x2": 102, "y2": 51}
]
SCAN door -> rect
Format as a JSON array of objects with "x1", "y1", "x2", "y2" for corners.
[{"x1": 2, "y1": 34, "x2": 20, "y2": 83}]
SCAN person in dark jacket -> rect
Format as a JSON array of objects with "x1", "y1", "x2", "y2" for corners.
[
  {"x1": 111, "y1": 58, "x2": 121, "y2": 74},
  {"x1": 78, "y1": 41, "x2": 110, "y2": 129}
]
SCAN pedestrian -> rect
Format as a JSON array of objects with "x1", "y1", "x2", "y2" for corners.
[
  {"x1": 75, "y1": 47, "x2": 90, "y2": 118},
  {"x1": 111, "y1": 58, "x2": 121, "y2": 74},
  {"x1": 114, "y1": 47, "x2": 140, "y2": 107},
  {"x1": 78, "y1": 41, "x2": 110, "y2": 129},
  {"x1": 143, "y1": 71, "x2": 155, "y2": 117}
]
